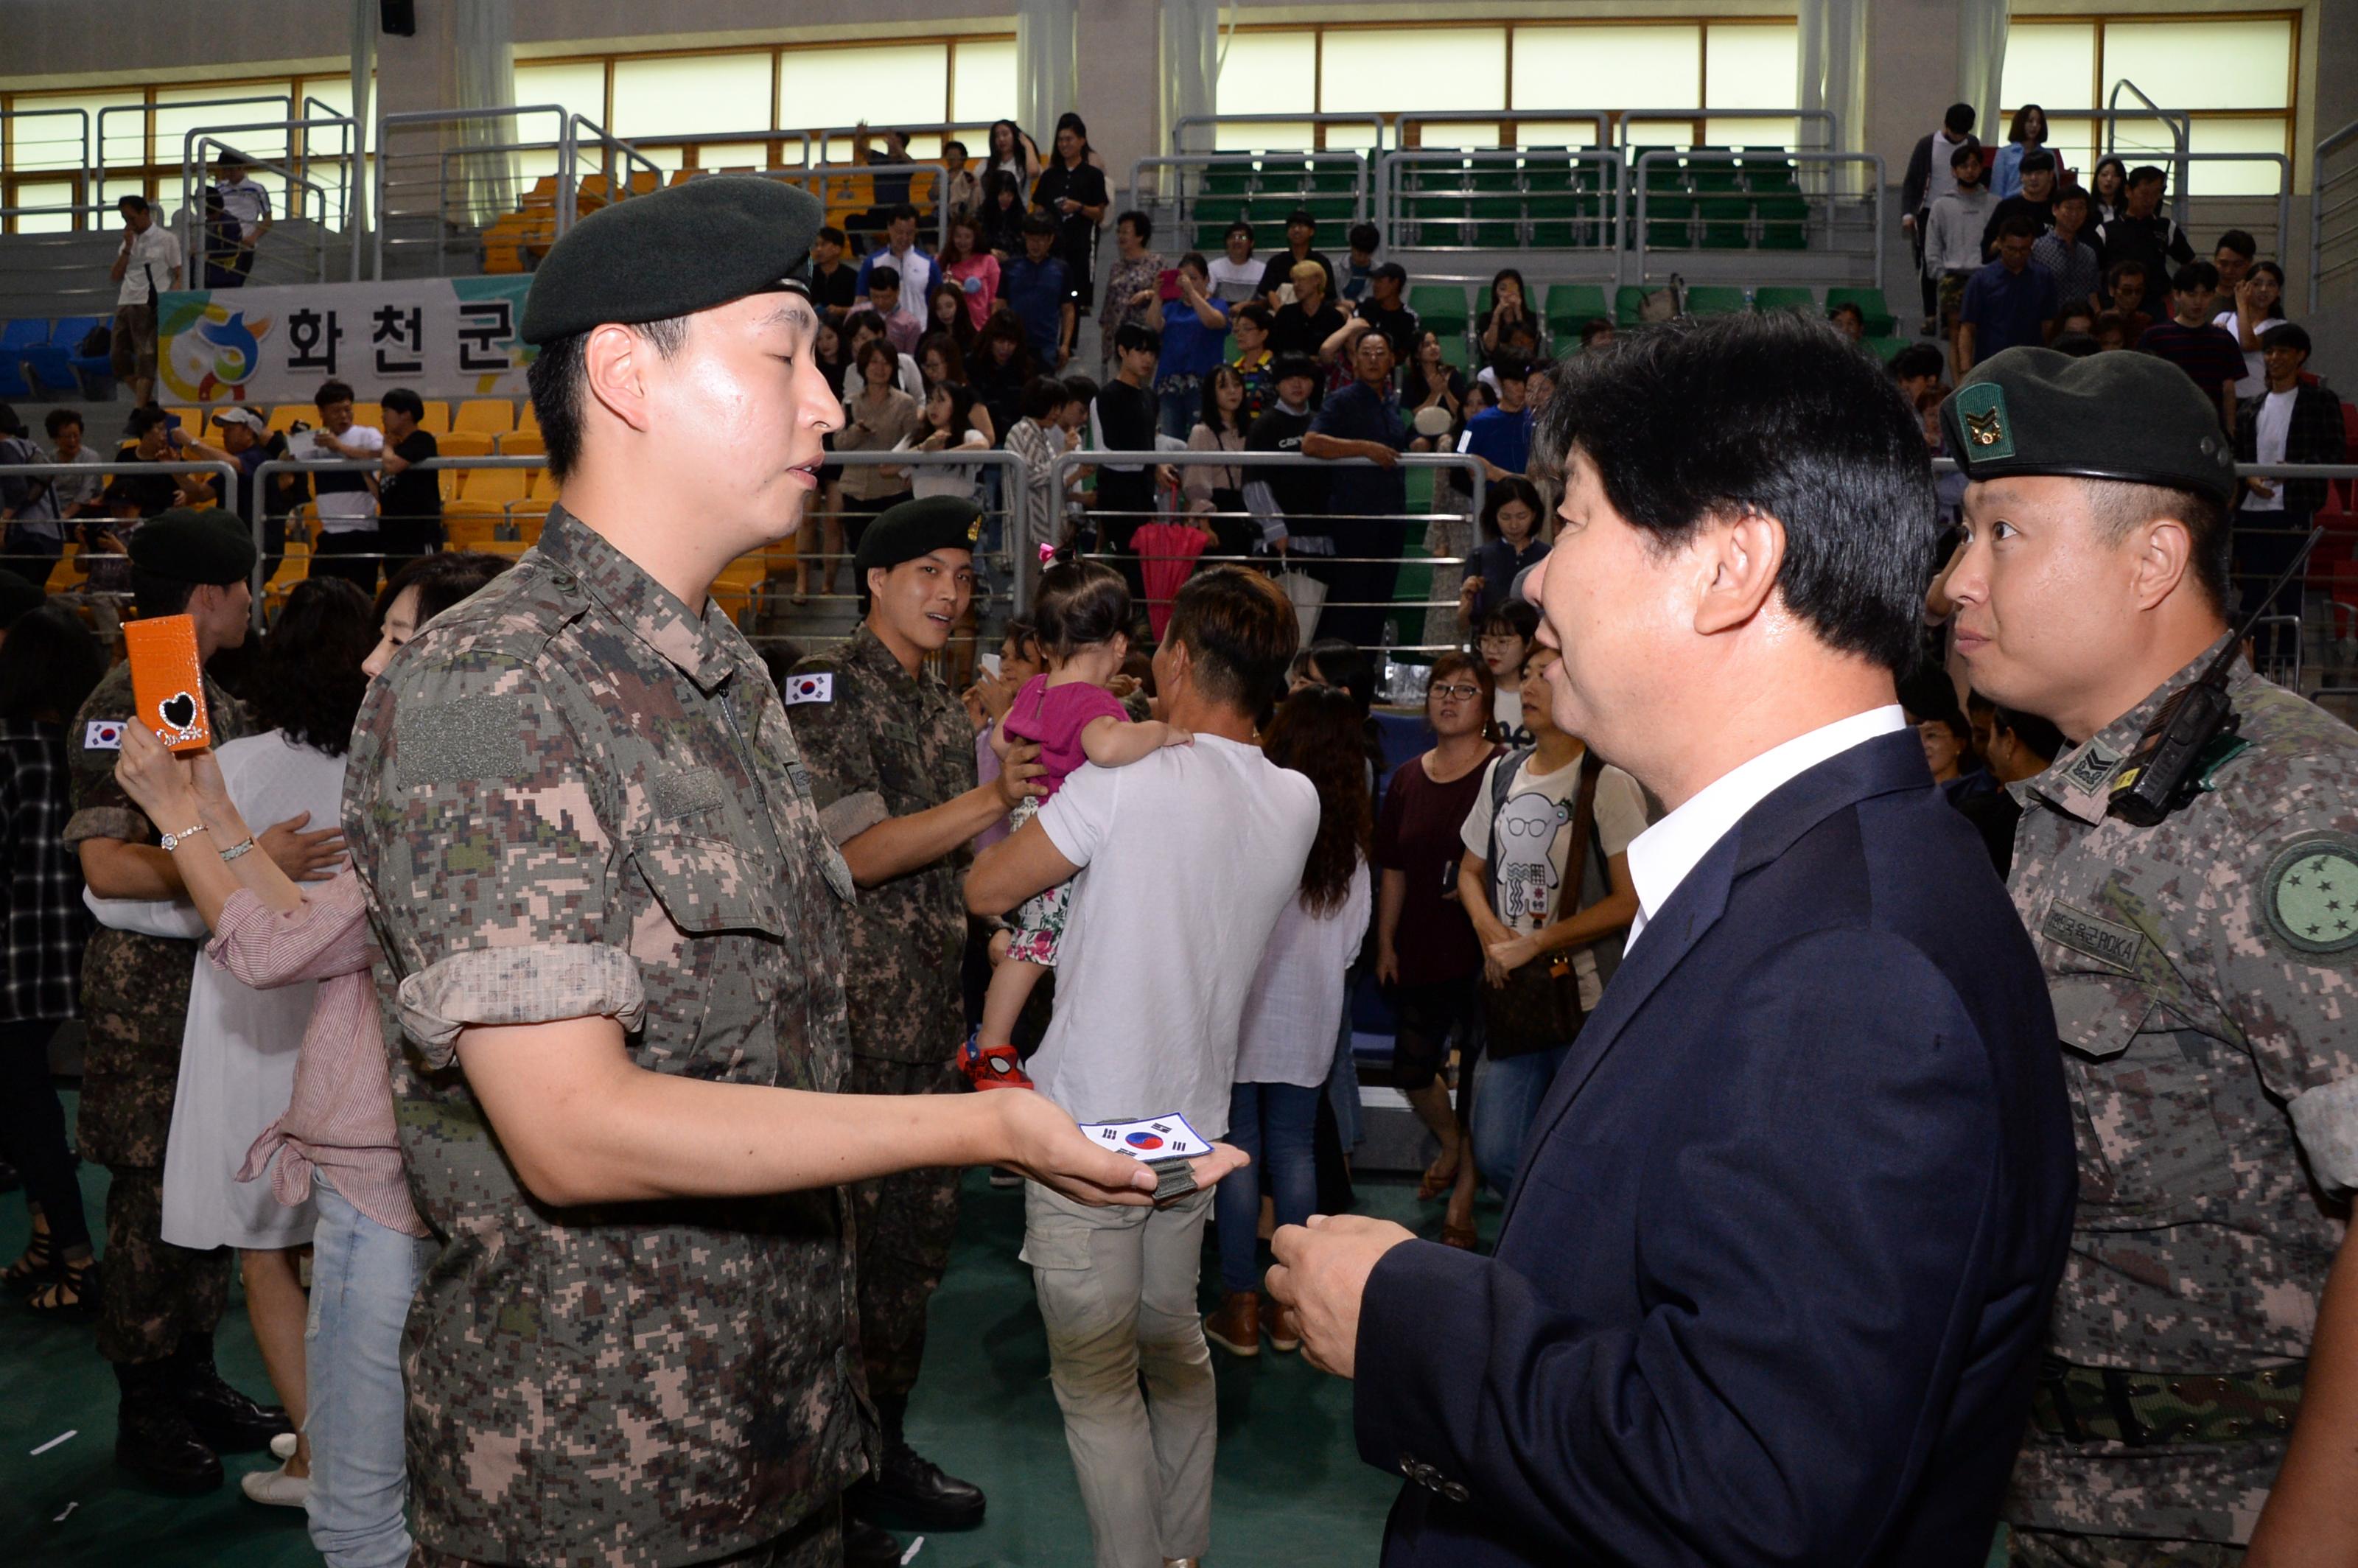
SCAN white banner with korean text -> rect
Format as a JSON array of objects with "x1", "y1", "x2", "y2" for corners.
[{"x1": 156, "y1": 277, "x2": 536, "y2": 405}]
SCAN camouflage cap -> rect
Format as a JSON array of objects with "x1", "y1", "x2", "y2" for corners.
[
  {"x1": 854, "y1": 494, "x2": 984, "y2": 577},
  {"x1": 126, "y1": 506, "x2": 258, "y2": 584},
  {"x1": 521, "y1": 175, "x2": 825, "y2": 346},
  {"x1": 1943, "y1": 346, "x2": 2240, "y2": 505}
]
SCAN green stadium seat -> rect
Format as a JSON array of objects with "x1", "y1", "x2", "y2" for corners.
[
  {"x1": 1826, "y1": 287, "x2": 1898, "y2": 337},
  {"x1": 1642, "y1": 195, "x2": 1693, "y2": 249},
  {"x1": 1614, "y1": 285, "x2": 1651, "y2": 326},
  {"x1": 1684, "y1": 286, "x2": 1751, "y2": 317},
  {"x1": 1410, "y1": 284, "x2": 1471, "y2": 336},
  {"x1": 1201, "y1": 167, "x2": 1253, "y2": 199},
  {"x1": 1754, "y1": 194, "x2": 1811, "y2": 251},
  {"x1": 1695, "y1": 191, "x2": 1752, "y2": 249},
  {"x1": 1752, "y1": 285, "x2": 1819, "y2": 317},
  {"x1": 1404, "y1": 195, "x2": 1465, "y2": 248},
  {"x1": 1471, "y1": 217, "x2": 1523, "y2": 250},
  {"x1": 1193, "y1": 222, "x2": 1233, "y2": 251},
  {"x1": 1864, "y1": 335, "x2": 1910, "y2": 363},
  {"x1": 1308, "y1": 167, "x2": 1359, "y2": 194},
  {"x1": 1525, "y1": 195, "x2": 1584, "y2": 248},
  {"x1": 1544, "y1": 284, "x2": 1612, "y2": 333}
]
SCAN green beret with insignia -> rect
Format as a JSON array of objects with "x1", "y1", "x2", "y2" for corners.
[
  {"x1": 520, "y1": 175, "x2": 825, "y2": 346},
  {"x1": 0, "y1": 568, "x2": 43, "y2": 629},
  {"x1": 1942, "y1": 346, "x2": 2240, "y2": 505},
  {"x1": 854, "y1": 494, "x2": 984, "y2": 578},
  {"x1": 127, "y1": 506, "x2": 258, "y2": 584}
]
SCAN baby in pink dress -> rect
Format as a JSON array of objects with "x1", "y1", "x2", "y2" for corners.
[{"x1": 960, "y1": 558, "x2": 1189, "y2": 1088}]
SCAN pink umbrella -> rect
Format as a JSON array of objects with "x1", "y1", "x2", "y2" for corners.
[{"x1": 1130, "y1": 521, "x2": 1211, "y2": 640}]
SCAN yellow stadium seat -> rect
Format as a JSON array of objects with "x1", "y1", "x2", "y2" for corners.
[
  {"x1": 626, "y1": 170, "x2": 661, "y2": 197},
  {"x1": 452, "y1": 399, "x2": 516, "y2": 436},
  {"x1": 710, "y1": 553, "x2": 769, "y2": 626},
  {"x1": 496, "y1": 431, "x2": 544, "y2": 459},
  {"x1": 350, "y1": 402, "x2": 382, "y2": 430},
  {"x1": 505, "y1": 506, "x2": 547, "y2": 545},
  {"x1": 669, "y1": 168, "x2": 697, "y2": 186},
  {"x1": 267, "y1": 405, "x2": 307, "y2": 435},
  {"x1": 441, "y1": 502, "x2": 503, "y2": 548},
  {"x1": 515, "y1": 402, "x2": 540, "y2": 436},
  {"x1": 438, "y1": 431, "x2": 494, "y2": 458},
  {"x1": 289, "y1": 503, "x2": 321, "y2": 547},
  {"x1": 461, "y1": 466, "x2": 532, "y2": 506},
  {"x1": 416, "y1": 399, "x2": 452, "y2": 433},
  {"x1": 263, "y1": 541, "x2": 309, "y2": 606},
  {"x1": 519, "y1": 175, "x2": 559, "y2": 211}
]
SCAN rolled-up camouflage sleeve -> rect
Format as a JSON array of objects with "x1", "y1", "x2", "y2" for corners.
[
  {"x1": 352, "y1": 653, "x2": 638, "y2": 1067},
  {"x1": 2224, "y1": 811, "x2": 2358, "y2": 1193},
  {"x1": 783, "y1": 663, "x2": 888, "y2": 847}
]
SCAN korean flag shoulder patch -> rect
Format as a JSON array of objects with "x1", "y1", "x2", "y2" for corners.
[
  {"x1": 784, "y1": 672, "x2": 833, "y2": 707},
  {"x1": 84, "y1": 719, "x2": 125, "y2": 752}
]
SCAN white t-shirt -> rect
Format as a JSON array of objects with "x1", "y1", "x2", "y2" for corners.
[
  {"x1": 292, "y1": 423, "x2": 385, "y2": 530},
  {"x1": 1462, "y1": 749, "x2": 1649, "y2": 1009},
  {"x1": 2247, "y1": 389, "x2": 2295, "y2": 513},
  {"x1": 1032, "y1": 734, "x2": 1320, "y2": 1138},
  {"x1": 1207, "y1": 255, "x2": 1262, "y2": 305},
  {"x1": 216, "y1": 176, "x2": 272, "y2": 237},
  {"x1": 2211, "y1": 309, "x2": 2284, "y2": 399},
  {"x1": 1491, "y1": 682, "x2": 1533, "y2": 749},
  {"x1": 902, "y1": 428, "x2": 990, "y2": 498},
  {"x1": 1234, "y1": 856, "x2": 1371, "y2": 1088},
  {"x1": 117, "y1": 223, "x2": 184, "y2": 307}
]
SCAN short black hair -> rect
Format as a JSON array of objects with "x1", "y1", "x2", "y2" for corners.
[
  {"x1": 128, "y1": 404, "x2": 169, "y2": 438},
  {"x1": 2129, "y1": 165, "x2": 2166, "y2": 188},
  {"x1": 1270, "y1": 352, "x2": 1319, "y2": 386},
  {"x1": 1578, "y1": 316, "x2": 1614, "y2": 346},
  {"x1": 1890, "y1": 343, "x2": 1947, "y2": 382},
  {"x1": 2106, "y1": 259, "x2": 2147, "y2": 290},
  {"x1": 1944, "y1": 104, "x2": 1976, "y2": 136},
  {"x1": 117, "y1": 194, "x2": 150, "y2": 214},
  {"x1": 1491, "y1": 354, "x2": 1530, "y2": 385},
  {"x1": 130, "y1": 568, "x2": 197, "y2": 619},
  {"x1": 887, "y1": 203, "x2": 920, "y2": 225},
  {"x1": 1021, "y1": 374, "x2": 1069, "y2": 421},
  {"x1": 1117, "y1": 209, "x2": 1152, "y2": 242},
  {"x1": 943, "y1": 139, "x2": 967, "y2": 158},
  {"x1": 1032, "y1": 557, "x2": 1133, "y2": 657},
  {"x1": 867, "y1": 264, "x2": 902, "y2": 293},
  {"x1": 817, "y1": 224, "x2": 846, "y2": 246},
  {"x1": 1997, "y1": 215, "x2": 2040, "y2": 242},
  {"x1": 1949, "y1": 140, "x2": 1984, "y2": 170},
  {"x1": 2049, "y1": 330, "x2": 2102, "y2": 358},
  {"x1": 2019, "y1": 150, "x2": 2056, "y2": 174},
  {"x1": 1533, "y1": 311, "x2": 1934, "y2": 673},
  {"x1": 0, "y1": 403, "x2": 21, "y2": 438},
  {"x1": 1060, "y1": 374, "x2": 1099, "y2": 408},
  {"x1": 380, "y1": 387, "x2": 424, "y2": 421},
  {"x1": 1225, "y1": 219, "x2": 1253, "y2": 241},
  {"x1": 1233, "y1": 301, "x2": 1273, "y2": 332},
  {"x1": 251, "y1": 576, "x2": 374, "y2": 757},
  {"x1": 1021, "y1": 211, "x2": 1057, "y2": 238},
  {"x1": 314, "y1": 379, "x2": 355, "y2": 410},
  {"x1": 1480, "y1": 598, "x2": 1540, "y2": 643},
  {"x1": 1286, "y1": 207, "x2": 1316, "y2": 230},
  {"x1": 1830, "y1": 301, "x2": 1866, "y2": 324},
  {"x1": 1167, "y1": 567, "x2": 1299, "y2": 711},
  {"x1": 44, "y1": 407, "x2": 82, "y2": 438},
  {"x1": 2214, "y1": 228, "x2": 2258, "y2": 259},
  {"x1": 1113, "y1": 322, "x2": 1161, "y2": 357},
  {"x1": 1348, "y1": 222, "x2": 1379, "y2": 253},
  {"x1": 2171, "y1": 261, "x2": 2217, "y2": 295},
  {"x1": 2259, "y1": 321, "x2": 2311, "y2": 357},
  {"x1": 525, "y1": 317, "x2": 688, "y2": 481},
  {"x1": 2053, "y1": 183, "x2": 2089, "y2": 208},
  {"x1": 377, "y1": 548, "x2": 513, "y2": 628}
]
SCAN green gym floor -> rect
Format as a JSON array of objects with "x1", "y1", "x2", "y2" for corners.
[{"x1": 2, "y1": 1091, "x2": 1468, "y2": 1567}]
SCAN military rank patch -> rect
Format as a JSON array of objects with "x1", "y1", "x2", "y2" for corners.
[
  {"x1": 2056, "y1": 737, "x2": 2124, "y2": 797},
  {"x1": 1951, "y1": 382, "x2": 2015, "y2": 459},
  {"x1": 2261, "y1": 833, "x2": 2358, "y2": 956},
  {"x1": 396, "y1": 696, "x2": 528, "y2": 787},
  {"x1": 783, "y1": 672, "x2": 833, "y2": 706}
]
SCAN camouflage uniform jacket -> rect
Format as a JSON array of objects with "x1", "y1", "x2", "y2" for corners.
[
  {"x1": 2004, "y1": 634, "x2": 2358, "y2": 1544},
  {"x1": 63, "y1": 658, "x2": 249, "y2": 1169},
  {"x1": 343, "y1": 508, "x2": 870, "y2": 1567},
  {"x1": 786, "y1": 623, "x2": 978, "y2": 1063}
]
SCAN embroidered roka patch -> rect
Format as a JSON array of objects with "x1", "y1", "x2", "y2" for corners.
[
  {"x1": 2261, "y1": 833, "x2": 2358, "y2": 956},
  {"x1": 784, "y1": 672, "x2": 833, "y2": 706},
  {"x1": 2043, "y1": 900, "x2": 2146, "y2": 973}
]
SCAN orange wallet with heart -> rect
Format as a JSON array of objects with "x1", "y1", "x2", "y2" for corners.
[{"x1": 123, "y1": 615, "x2": 214, "y2": 755}]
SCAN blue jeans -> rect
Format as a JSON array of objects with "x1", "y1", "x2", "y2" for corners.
[
  {"x1": 304, "y1": 1175, "x2": 435, "y2": 1568},
  {"x1": 1156, "y1": 383, "x2": 1201, "y2": 444},
  {"x1": 1469, "y1": 1043, "x2": 1572, "y2": 1205},
  {"x1": 1214, "y1": 1081, "x2": 1323, "y2": 1294}
]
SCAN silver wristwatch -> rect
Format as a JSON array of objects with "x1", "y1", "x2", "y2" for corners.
[{"x1": 158, "y1": 821, "x2": 208, "y2": 853}]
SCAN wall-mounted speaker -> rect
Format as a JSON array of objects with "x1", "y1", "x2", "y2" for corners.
[{"x1": 381, "y1": 0, "x2": 416, "y2": 37}]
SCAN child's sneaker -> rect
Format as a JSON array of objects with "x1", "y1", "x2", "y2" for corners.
[{"x1": 957, "y1": 1030, "x2": 1034, "y2": 1091}]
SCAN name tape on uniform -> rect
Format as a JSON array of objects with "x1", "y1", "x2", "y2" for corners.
[
  {"x1": 784, "y1": 673, "x2": 833, "y2": 707},
  {"x1": 1080, "y1": 1114, "x2": 1210, "y2": 1162}
]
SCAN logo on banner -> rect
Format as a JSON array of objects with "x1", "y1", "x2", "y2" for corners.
[{"x1": 161, "y1": 300, "x2": 273, "y2": 402}]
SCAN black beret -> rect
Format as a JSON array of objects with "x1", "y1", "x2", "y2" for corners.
[
  {"x1": 0, "y1": 568, "x2": 43, "y2": 629},
  {"x1": 127, "y1": 507, "x2": 259, "y2": 584},
  {"x1": 521, "y1": 176, "x2": 825, "y2": 346},
  {"x1": 854, "y1": 495, "x2": 984, "y2": 578},
  {"x1": 1942, "y1": 346, "x2": 2240, "y2": 505}
]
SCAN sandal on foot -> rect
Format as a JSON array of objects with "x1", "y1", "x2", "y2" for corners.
[
  {"x1": 26, "y1": 1254, "x2": 99, "y2": 1318},
  {"x1": 956, "y1": 1030, "x2": 1035, "y2": 1092},
  {"x1": 5, "y1": 1223, "x2": 57, "y2": 1290},
  {"x1": 1415, "y1": 1155, "x2": 1460, "y2": 1202},
  {"x1": 1440, "y1": 1224, "x2": 1479, "y2": 1251}
]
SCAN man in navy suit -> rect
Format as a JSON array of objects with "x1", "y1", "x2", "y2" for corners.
[{"x1": 1267, "y1": 312, "x2": 2079, "y2": 1566}]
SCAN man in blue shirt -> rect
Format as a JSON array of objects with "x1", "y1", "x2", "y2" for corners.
[
  {"x1": 1304, "y1": 331, "x2": 1410, "y2": 649},
  {"x1": 1460, "y1": 356, "x2": 1534, "y2": 480},
  {"x1": 1001, "y1": 213, "x2": 1075, "y2": 370},
  {"x1": 1956, "y1": 217, "x2": 2059, "y2": 374}
]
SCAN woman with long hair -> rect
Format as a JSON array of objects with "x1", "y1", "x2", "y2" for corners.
[
  {"x1": 1205, "y1": 685, "x2": 1374, "y2": 1357},
  {"x1": 986, "y1": 117, "x2": 1040, "y2": 186},
  {"x1": 979, "y1": 169, "x2": 1028, "y2": 259},
  {"x1": 1477, "y1": 267, "x2": 1532, "y2": 358},
  {"x1": 903, "y1": 380, "x2": 991, "y2": 500},
  {"x1": 161, "y1": 574, "x2": 378, "y2": 1508},
  {"x1": 935, "y1": 213, "x2": 1000, "y2": 334},
  {"x1": 1183, "y1": 362, "x2": 1250, "y2": 555},
  {"x1": 1033, "y1": 113, "x2": 1110, "y2": 315},
  {"x1": 968, "y1": 309, "x2": 1034, "y2": 445},
  {"x1": 1993, "y1": 103, "x2": 2049, "y2": 199},
  {"x1": 2091, "y1": 155, "x2": 2130, "y2": 226},
  {"x1": 926, "y1": 282, "x2": 978, "y2": 357},
  {"x1": 1373, "y1": 648, "x2": 1501, "y2": 1247},
  {"x1": 116, "y1": 552, "x2": 508, "y2": 1560},
  {"x1": 0, "y1": 604, "x2": 108, "y2": 1315}
]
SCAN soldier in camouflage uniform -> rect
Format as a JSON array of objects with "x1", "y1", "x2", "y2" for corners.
[
  {"x1": 786, "y1": 495, "x2": 1045, "y2": 1535},
  {"x1": 65, "y1": 509, "x2": 307, "y2": 1491},
  {"x1": 1937, "y1": 349, "x2": 2358, "y2": 1567},
  {"x1": 346, "y1": 177, "x2": 1181, "y2": 1568}
]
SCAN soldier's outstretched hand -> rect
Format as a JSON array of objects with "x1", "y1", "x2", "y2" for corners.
[{"x1": 990, "y1": 1087, "x2": 1249, "y2": 1206}]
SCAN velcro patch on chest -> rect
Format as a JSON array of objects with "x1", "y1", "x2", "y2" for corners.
[
  {"x1": 653, "y1": 767, "x2": 726, "y2": 819},
  {"x1": 2043, "y1": 900, "x2": 2146, "y2": 973},
  {"x1": 396, "y1": 696, "x2": 528, "y2": 788},
  {"x1": 784, "y1": 672, "x2": 833, "y2": 706},
  {"x1": 2261, "y1": 833, "x2": 2358, "y2": 956}
]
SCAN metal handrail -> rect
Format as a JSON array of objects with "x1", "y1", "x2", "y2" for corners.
[
  {"x1": 374, "y1": 105, "x2": 575, "y2": 277},
  {"x1": 757, "y1": 162, "x2": 957, "y2": 252},
  {"x1": 1633, "y1": 149, "x2": 1884, "y2": 285},
  {"x1": 1617, "y1": 108, "x2": 1836, "y2": 152},
  {"x1": 1127, "y1": 150, "x2": 1371, "y2": 222},
  {"x1": 1397, "y1": 111, "x2": 1613, "y2": 150},
  {"x1": 181, "y1": 120, "x2": 362, "y2": 286},
  {"x1": 1374, "y1": 147, "x2": 1625, "y2": 264},
  {"x1": 2102, "y1": 80, "x2": 2192, "y2": 227},
  {"x1": 808, "y1": 122, "x2": 997, "y2": 165},
  {"x1": 1172, "y1": 113, "x2": 1391, "y2": 155},
  {"x1": 0, "y1": 455, "x2": 243, "y2": 605},
  {"x1": 602, "y1": 127, "x2": 815, "y2": 170},
  {"x1": 0, "y1": 106, "x2": 93, "y2": 186},
  {"x1": 2309, "y1": 118, "x2": 2358, "y2": 315},
  {"x1": 567, "y1": 116, "x2": 667, "y2": 217},
  {"x1": 94, "y1": 96, "x2": 294, "y2": 209}
]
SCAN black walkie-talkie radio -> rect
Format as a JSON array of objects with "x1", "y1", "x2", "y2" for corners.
[{"x1": 2106, "y1": 526, "x2": 2323, "y2": 827}]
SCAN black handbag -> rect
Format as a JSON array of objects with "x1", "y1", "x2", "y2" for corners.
[{"x1": 1480, "y1": 752, "x2": 1603, "y2": 1060}]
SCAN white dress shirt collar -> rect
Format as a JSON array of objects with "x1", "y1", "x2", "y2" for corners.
[{"x1": 1623, "y1": 706, "x2": 1908, "y2": 950}]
